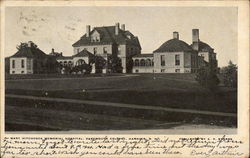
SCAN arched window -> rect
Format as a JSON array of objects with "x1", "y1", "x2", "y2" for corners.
[
  {"x1": 146, "y1": 59, "x2": 151, "y2": 66},
  {"x1": 134, "y1": 59, "x2": 139, "y2": 66},
  {"x1": 76, "y1": 59, "x2": 85, "y2": 66},
  {"x1": 140, "y1": 59, "x2": 145, "y2": 66},
  {"x1": 64, "y1": 61, "x2": 67, "y2": 65}
]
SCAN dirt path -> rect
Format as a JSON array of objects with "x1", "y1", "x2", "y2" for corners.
[
  {"x1": 6, "y1": 94, "x2": 237, "y2": 118},
  {"x1": 6, "y1": 74, "x2": 138, "y2": 82}
]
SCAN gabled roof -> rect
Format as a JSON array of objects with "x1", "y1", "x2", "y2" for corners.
[
  {"x1": 72, "y1": 49, "x2": 95, "y2": 58},
  {"x1": 10, "y1": 46, "x2": 48, "y2": 58},
  {"x1": 72, "y1": 26, "x2": 141, "y2": 48},
  {"x1": 133, "y1": 53, "x2": 153, "y2": 58},
  {"x1": 190, "y1": 41, "x2": 213, "y2": 51},
  {"x1": 153, "y1": 39, "x2": 193, "y2": 53}
]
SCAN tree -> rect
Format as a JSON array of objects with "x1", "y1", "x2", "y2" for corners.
[
  {"x1": 107, "y1": 56, "x2": 123, "y2": 73},
  {"x1": 195, "y1": 64, "x2": 220, "y2": 90},
  {"x1": 221, "y1": 60, "x2": 237, "y2": 88},
  {"x1": 16, "y1": 43, "x2": 28, "y2": 50},
  {"x1": 16, "y1": 42, "x2": 37, "y2": 50},
  {"x1": 94, "y1": 56, "x2": 106, "y2": 73}
]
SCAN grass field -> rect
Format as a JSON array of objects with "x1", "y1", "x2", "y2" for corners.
[{"x1": 5, "y1": 73, "x2": 237, "y2": 131}]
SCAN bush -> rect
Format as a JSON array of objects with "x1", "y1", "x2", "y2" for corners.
[
  {"x1": 70, "y1": 64, "x2": 92, "y2": 74},
  {"x1": 107, "y1": 56, "x2": 123, "y2": 73},
  {"x1": 195, "y1": 65, "x2": 220, "y2": 90},
  {"x1": 221, "y1": 61, "x2": 237, "y2": 88}
]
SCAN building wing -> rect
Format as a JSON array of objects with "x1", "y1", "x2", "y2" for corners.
[{"x1": 72, "y1": 24, "x2": 141, "y2": 49}]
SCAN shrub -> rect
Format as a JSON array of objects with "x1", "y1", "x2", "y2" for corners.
[
  {"x1": 221, "y1": 61, "x2": 237, "y2": 88},
  {"x1": 195, "y1": 65, "x2": 220, "y2": 90},
  {"x1": 107, "y1": 56, "x2": 123, "y2": 73},
  {"x1": 70, "y1": 64, "x2": 92, "y2": 74}
]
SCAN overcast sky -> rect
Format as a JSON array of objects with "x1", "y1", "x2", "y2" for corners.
[{"x1": 5, "y1": 6, "x2": 237, "y2": 67}]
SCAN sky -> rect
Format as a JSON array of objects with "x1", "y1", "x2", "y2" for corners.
[{"x1": 5, "y1": 6, "x2": 237, "y2": 67}]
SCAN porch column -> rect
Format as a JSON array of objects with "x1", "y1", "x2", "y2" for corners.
[
  {"x1": 91, "y1": 63, "x2": 96, "y2": 74},
  {"x1": 102, "y1": 55, "x2": 108, "y2": 74},
  {"x1": 121, "y1": 57, "x2": 126, "y2": 73}
]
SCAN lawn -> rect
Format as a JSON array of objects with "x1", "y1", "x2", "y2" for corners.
[
  {"x1": 5, "y1": 73, "x2": 237, "y2": 113},
  {"x1": 5, "y1": 73, "x2": 237, "y2": 131}
]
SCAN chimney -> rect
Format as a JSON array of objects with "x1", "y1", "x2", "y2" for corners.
[
  {"x1": 173, "y1": 32, "x2": 179, "y2": 40},
  {"x1": 192, "y1": 29, "x2": 199, "y2": 51},
  {"x1": 52, "y1": 48, "x2": 54, "y2": 53},
  {"x1": 115, "y1": 23, "x2": 120, "y2": 35},
  {"x1": 86, "y1": 25, "x2": 91, "y2": 37},
  {"x1": 27, "y1": 41, "x2": 33, "y2": 47},
  {"x1": 121, "y1": 24, "x2": 125, "y2": 31}
]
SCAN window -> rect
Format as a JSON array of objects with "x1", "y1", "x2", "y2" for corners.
[
  {"x1": 134, "y1": 59, "x2": 139, "y2": 66},
  {"x1": 64, "y1": 61, "x2": 67, "y2": 65},
  {"x1": 92, "y1": 36, "x2": 100, "y2": 42},
  {"x1": 135, "y1": 69, "x2": 139, "y2": 73},
  {"x1": 12, "y1": 60, "x2": 15, "y2": 68},
  {"x1": 21, "y1": 59, "x2": 25, "y2": 68},
  {"x1": 146, "y1": 59, "x2": 151, "y2": 66},
  {"x1": 175, "y1": 69, "x2": 180, "y2": 73},
  {"x1": 160, "y1": 55, "x2": 165, "y2": 66},
  {"x1": 27, "y1": 59, "x2": 31, "y2": 70},
  {"x1": 77, "y1": 48, "x2": 80, "y2": 53},
  {"x1": 93, "y1": 47, "x2": 97, "y2": 55},
  {"x1": 12, "y1": 71, "x2": 15, "y2": 74},
  {"x1": 95, "y1": 37, "x2": 99, "y2": 42},
  {"x1": 103, "y1": 47, "x2": 107, "y2": 54},
  {"x1": 21, "y1": 71, "x2": 24, "y2": 74},
  {"x1": 175, "y1": 54, "x2": 180, "y2": 66},
  {"x1": 161, "y1": 69, "x2": 165, "y2": 72},
  {"x1": 140, "y1": 59, "x2": 145, "y2": 66}
]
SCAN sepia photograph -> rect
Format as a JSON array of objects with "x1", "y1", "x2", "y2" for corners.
[
  {"x1": 1, "y1": 1, "x2": 249, "y2": 157},
  {"x1": 4, "y1": 6, "x2": 238, "y2": 133}
]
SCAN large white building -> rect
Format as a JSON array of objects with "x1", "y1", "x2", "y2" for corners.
[
  {"x1": 71, "y1": 23, "x2": 141, "y2": 73},
  {"x1": 132, "y1": 29, "x2": 218, "y2": 73},
  {"x1": 8, "y1": 27, "x2": 218, "y2": 75}
]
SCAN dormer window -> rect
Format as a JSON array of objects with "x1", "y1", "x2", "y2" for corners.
[
  {"x1": 91, "y1": 30, "x2": 100, "y2": 42},
  {"x1": 91, "y1": 36, "x2": 100, "y2": 42}
]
